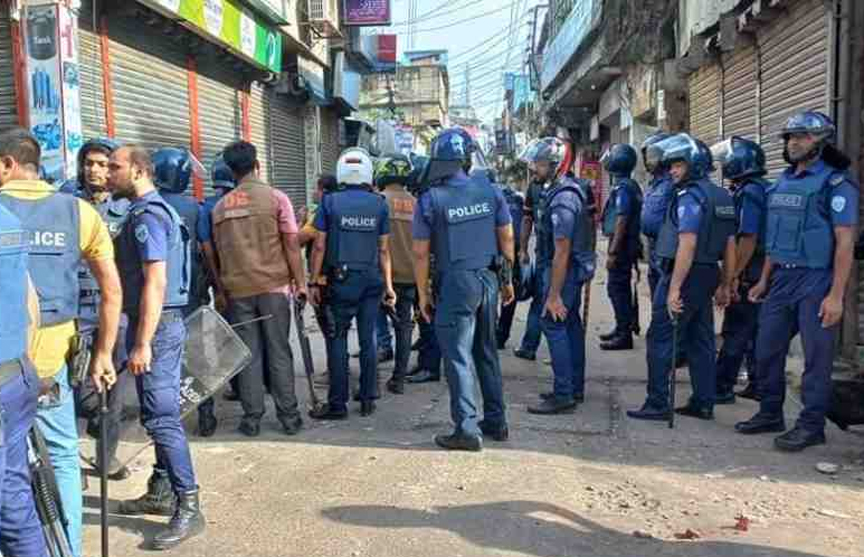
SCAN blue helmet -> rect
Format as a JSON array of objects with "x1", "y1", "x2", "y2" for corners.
[
  {"x1": 153, "y1": 147, "x2": 193, "y2": 194},
  {"x1": 77, "y1": 137, "x2": 120, "y2": 186},
  {"x1": 710, "y1": 136, "x2": 766, "y2": 181},
  {"x1": 781, "y1": 110, "x2": 837, "y2": 164},
  {"x1": 601, "y1": 144, "x2": 638, "y2": 177},
  {"x1": 641, "y1": 132, "x2": 671, "y2": 172},
  {"x1": 659, "y1": 133, "x2": 713, "y2": 181},
  {"x1": 406, "y1": 154, "x2": 430, "y2": 196},
  {"x1": 424, "y1": 127, "x2": 477, "y2": 184},
  {"x1": 211, "y1": 156, "x2": 236, "y2": 191}
]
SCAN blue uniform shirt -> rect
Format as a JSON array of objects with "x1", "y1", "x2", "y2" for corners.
[
  {"x1": 131, "y1": 191, "x2": 170, "y2": 262},
  {"x1": 612, "y1": 185, "x2": 633, "y2": 217},
  {"x1": 314, "y1": 188, "x2": 391, "y2": 235},
  {"x1": 675, "y1": 188, "x2": 705, "y2": 234},
  {"x1": 412, "y1": 172, "x2": 511, "y2": 240},
  {"x1": 197, "y1": 193, "x2": 224, "y2": 243},
  {"x1": 737, "y1": 183, "x2": 765, "y2": 236},
  {"x1": 550, "y1": 190, "x2": 581, "y2": 241}
]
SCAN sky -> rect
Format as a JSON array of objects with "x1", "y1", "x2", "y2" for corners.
[{"x1": 372, "y1": 0, "x2": 544, "y2": 125}]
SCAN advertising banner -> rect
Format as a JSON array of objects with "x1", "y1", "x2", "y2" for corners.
[{"x1": 343, "y1": 0, "x2": 392, "y2": 26}]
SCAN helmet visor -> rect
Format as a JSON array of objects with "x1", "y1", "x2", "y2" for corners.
[
  {"x1": 710, "y1": 139, "x2": 734, "y2": 168},
  {"x1": 659, "y1": 134, "x2": 699, "y2": 165}
]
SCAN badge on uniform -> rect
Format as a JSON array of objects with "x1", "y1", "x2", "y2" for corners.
[
  {"x1": 135, "y1": 223, "x2": 149, "y2": 243},
  {"x1": 677, "y1": 206, "x2": 687, "y2": 220},
  {"x1": 831, "y1": 195, "x2": 847, "y2": 213}
]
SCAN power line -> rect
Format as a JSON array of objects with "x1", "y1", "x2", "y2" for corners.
[
  {"x1": 391, "y1": 0, "x2": 493, "y2": 27},
  {"x1": 404, "y1": 2, "x2": 524, "y2": 34}
]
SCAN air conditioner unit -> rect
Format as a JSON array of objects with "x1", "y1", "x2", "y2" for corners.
[{"x1": 307, "y1": 0, "x2": 341, "y2": 37}]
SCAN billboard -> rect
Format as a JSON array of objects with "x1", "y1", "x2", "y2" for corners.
[{"x1": 343, "y1": 0, "x2": 392, "y2": 26}]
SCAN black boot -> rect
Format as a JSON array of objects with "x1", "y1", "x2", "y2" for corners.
[
  {"x1": 599, "y1": 328, "x2": 619, "y2": 342},
  {"x1": 118, "y1": 470, "x2": 175, "y2": 516},
  {"x1": 736, "y1": 383, "x2": 761, "y2": 401},
  {"x1": 600, "y1": 333, "x2": 633, "y2": 351},
  {"x1": 386, "y1": 377, "x2": 405, "y2": 394},
  {"x1": 527, "y1": 398, "x2": 578, "y2": 415},
  {"x1": 198, "y1": 406, "x2": 218, "y2": 438},
  {"x1": 151, "y1": 490, "x2": 206, "y2": 550}
]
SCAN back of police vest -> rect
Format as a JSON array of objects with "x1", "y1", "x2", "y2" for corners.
[
  {"x1": 325, "y1": 188, "x2": 385, "y2": 272},
  {"x1": 0, "y1": 205, "x2": 30, "y2": 363},
  {"x1": 430, "y1": 176, "x2": 498, "y2": 273}
]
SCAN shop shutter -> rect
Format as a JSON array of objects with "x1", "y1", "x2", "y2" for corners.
[
  {"x1": 107, "y1": 16, "x2": 190, "y2": 150},
  {"x1": 758, "y1": 0, "x2": 830, "y2": 177},
  {"x1": 248, "y1": 82, "x2": 271, "y2": 183},
  {"x1": 721, "y1": 45, "x2": 758, "y2": 142},
  {"x1": 196, "y1": 59, "x2": 242, "y2": 197},
  {"x1": 270, "y1": 92, "x2": 307, "y2": 210},
  {"x1": 77, "y1": 0, "x2": 107, "y2": 140},
  {"x1": 320, "y1": 108, "x2": 341, "y2": 174},
  {"x1": 0, "y1": 2, "x2": 17, "y2": 131},
  {"x1": 688, "y1": 62, "x2": 722, "y2": 181}
]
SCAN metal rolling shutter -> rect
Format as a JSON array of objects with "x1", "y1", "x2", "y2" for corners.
[
  {"x1": 722, "y1": 45, "x2": 758, "y2": 141},
  {"x1": 78, "y1": 1, "x2": 107, "y2": 140},
  {"x1": 196, "y1": 61, "x2": 242, "y2": 197},
  {"x1": 248, "y1": 82, "x2": 271, "y2": 183},
  {"x1": 107, "y1": 17, "x2": 190, "y2": 150},
  {"x1": 758, "y1": 0, "x2": 830, "y2": 177},
  {"x1": 320, "y1": 108, "x2": 340, "y2": 173},
  {"x1": 688, "y1": 62, "x2": 722, "y2": 181},
  {"x1": 270, "y1": 93, "x2": 306, "y2": 210},
  {"x1": 0, "y1": 3, "x2": 18, "y2": 131}
]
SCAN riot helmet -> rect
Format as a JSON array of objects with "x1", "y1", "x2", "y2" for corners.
[
  {"x1": 519, "y1": 137, "x2": 569, "y2": 181},
  {"x1": 781, "y1": 110, "x2": 837, "y2": 164},
  {"x1": 336, "y1": 147, "x2": 374, "y2": 188},
  {"x1": 710, "y1": 136, "x2": 766, "y2": 181},
  {"x1": 600, "y1": 143, "x2": 638, "y2": 177},
  {"x1": 424, "y1": 127, "x2": 478, "y2": 184},
  {"x1": 153, "y1": 147, "x2": 194, "y2": 194},
  {"x1": 406, "y1": 154, "x2": 430, "y2": 197},
  {"x1": 641, "y1": 132, "x2": 670, "y2": 173},
  {"x1": 374, "y1": 153, "x2": 413, "y2": 190},
  {"x1": 659, "y1": 133, "x2": 713, "y2": 182},
  {"x1": 211, "y1": 156, "x2": 237, "y2": 191}
]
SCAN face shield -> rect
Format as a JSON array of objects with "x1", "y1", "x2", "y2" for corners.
[{"x1": 710, "y1": 139, "x2": 734, "y2": 169}]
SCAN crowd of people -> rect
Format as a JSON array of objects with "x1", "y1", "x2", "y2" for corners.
[{"x1": 0, "y1": 107, "x2": 859, "y2": 556}]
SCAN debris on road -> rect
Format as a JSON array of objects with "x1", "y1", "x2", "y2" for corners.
[
  {"x1": 673, "y1": 529, "x2": 701, "y2": 540},
  {"x1": 632, "y1": 530, "x2": 655, "y2": 539},
  {"x1": 815, "y1": 462, "x2": 839, "y2": 475},
  {"x1": 734, "y1": 515, "x2": 750, "y2": 532}
]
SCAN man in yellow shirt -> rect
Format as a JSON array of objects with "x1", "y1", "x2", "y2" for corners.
[{"x1": 0, "y1": 128, "x2": 122, "y2": 557}]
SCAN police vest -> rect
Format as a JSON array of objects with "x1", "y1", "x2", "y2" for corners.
[
  {"x1": 72, "y1": 185, "x2": 131, "y2": 307},
  {"x1": 640, "y1": 174, "x2": 675, "y2": 240},
  {"x1": 430, "y1": 175, "x2": 499, "y2": 273},
  {"x1": 602, "y1": 177, "x2": 643, "y2": 245},
  {"x1": 765, "y1": 163, "x2": 844, "y2": 269},
  {"x1": 115, "y1": 194, "x2": 190, "y2": 314},
  {"x1": 0, "y1": 205, "x2": 30, "y2": 364},
  {"x1": 0, "y1": 190, "x2": 82, "y2": 326},
  {"x1": 502, "y1": 186, "x2": 524, "y2": 254},
  {"x1": 324, "y1": 187, "x2": 385, "y2": 272},
  {"x1": 161, "y1": 192, "x2": 203, "y2": 307},
  {"x1": 733, "y1": 178, "x2": 768, "y2": 282},
  {"x1": 655, "y1": 179, "x2": 737, "y2": 265},
  {"x1": 537, "y1": 178, "x2": 596, "y2": 283}
]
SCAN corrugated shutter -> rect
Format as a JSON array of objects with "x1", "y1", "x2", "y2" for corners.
[
  {"x1": 758, "y1": 0, "x2": 830, "y2": 177},
  {"x1": 270, "y1": 92, "x2": 306, "y2": 210},
  {"x1": 107, "y1": 17, "x2": 190, "y2": 150},
  {"x1": 196, "y1": 60, "x2": 242, "y2": 197},
  {"x1": 688, "y1": 62, "x2": 723, "y2": 145},
  {"x1": 0, "y1": 3, "x2": 18, "y2": 131},
  {"x1": 320, "y1": 108, "x2": 340, "y2": 173},
  {"x1": 721, "y1": 45, "x2": 758, "y2": 141},
  {"x1": 248, "y1": 82, "x2": 271, "y2": 183},
  {"x1": 77, "y1": 0, "x2": 107, "y2": 140}
]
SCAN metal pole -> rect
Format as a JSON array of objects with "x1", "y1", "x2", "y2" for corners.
[{"x1": 99, "y1": 389, "x2": 109, "y2": 557}]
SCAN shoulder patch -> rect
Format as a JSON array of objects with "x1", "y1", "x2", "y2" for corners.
[
  {"x1": 830, "y1": 174, "x2": 845, "y2": 187},
  {"x1": 831, "y1": 195, "x2": 847, "y2": 213},
  {"x1": 135, "y1": 223, "x2": 149, "y2": 243}
]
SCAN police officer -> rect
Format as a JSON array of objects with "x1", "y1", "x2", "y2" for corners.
[
  {"x1": 709, "y1": 137, "x2": 769, "y2": 404},
  {"x1": 309, "y1": 148, "x2": 396, "y2": 419},
  {"x1": 495, "y1": 169, "x2": 526, "y2": 350},
  {"x1": 736, "y1": 112, "x2": 859, "y2": 452},
  {"x1": 0, "y1": 203, "x2": 49, "y2": 557},
  {"x1": 109, "y1": 145, "x2": 204, "y2": 549},
  {"x1": 599, "y1": 144, "x2": 642, "y2": 351},
  {"x1": 0, "y1": 128, "x2": 122, "y2": 557},
  {"x1": 627, "y1": 134, "x2": 737, "y2": 422},
  {"x1": 639, "y1": 133, "x2": 674, "y2": 299},
  {"x1": 412, "y1": 128, "x2": 515, "y2": 450},
  {"x1": 519, "y1": 137, "x2": 596, "y2": 415}
]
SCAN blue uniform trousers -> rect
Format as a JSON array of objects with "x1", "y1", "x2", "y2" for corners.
[
  {"x1": 0, "y1": 360, "x2": 46, "y2": 557},
  {"x1": 128, "y1": 311, "x2": 197, "y2": 494},
  {"x1": 518, "y1": 264, "x2": 547, "y2": 354},
  {"x1": 647, "y1": 240, "x2": 662, "y2": 300},
  {"x1": 326, "y1": 270, "x2": 383, "y2": 410},
  {"x1": 756, "y1": 269, "x2": 836, "y2": 433},
  {"x1": 645, "y1": 265, "x2": 719, "y2": 411},
  {"x1": 434, "y1": 269, "x2": 506, "y2": 437},
  {"x1": 540, "y1": 270, "x2": 586, "y2": 401},
  {"x1": 607, "y1": 257, "x2": 635, "y2": 333},
  {"x1": 376, "y1": 312, "x2": 393, "y2": 353},
  {"x1": 716, "y1": 282, "x2": 760, "y2": 396}
]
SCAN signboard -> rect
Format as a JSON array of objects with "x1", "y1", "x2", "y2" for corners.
[
  {"x1": 343, "y1": 0, "x2": 392, "y2": 26},
  {"x1": 395, "y1": 125, "x2": 414, "y2": 155},
  {"x1": 504, "y1": 73, "x2": 515, "y2": 91},
  {"x1": 149, "y1": 0, "x2": 283, "y2": 72},
  {"x1": 541, "y1": 0, "x2": 596, "y2": 91},
  {"x1": 512, "y1": 74, "x2": 530, "y2": 113}
]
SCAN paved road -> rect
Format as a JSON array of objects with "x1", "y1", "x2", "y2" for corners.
[{"x1": 82, "y1": 271, "x2": 864, "y2": 557}]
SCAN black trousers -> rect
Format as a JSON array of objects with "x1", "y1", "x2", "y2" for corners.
[{"x1": 386, "y1": 284, "x2": 417, "y2": 380}]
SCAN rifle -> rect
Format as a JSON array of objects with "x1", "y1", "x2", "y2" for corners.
[
  {"x1": 28, "y1": 426, "x2": 74, "y2": 557},
  {"x1": 294, "y1": 298, "x2": 325, "y2": 414}
]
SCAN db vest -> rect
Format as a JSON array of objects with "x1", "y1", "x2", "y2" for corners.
[
  {"x1": 0, "y1": 205, "x2": 29, "y2": 364},
  {"x1": 383, "y1": 184, "x2": 416, "y2": 285},
  {"x1": 0, "y1": 189, "x2": 81, "y2": 326},
  {"x1": 602, "y1": 177, "x2": 643, "y2": 250},
  {"x1": 640, "y1": 174, "x2": 675, "y2": 239},
  {"x1": 538, "y1": 178, "x2": 596, "y2": 283},
  {"x1": 116, "y1": 194, "x2": 190, "y2": 314},
  {"x1": 733, "y1": 179, "x2": 768, "y2": 282},
  {"x1": 162, "y1": 192, "x2": 203, "y2": 305},
  {"x1": 212, "y1": 180, "x2": 292, "y2": 298},
  {"x1": 655, "y1": 179, "x2": 737, "y2": 265},
  {"x1": 430, "y1": 175, "x2": 498, "y2": 273},
  {"x1": 765, "y1": 163, "x2": 842, "y2": 269},
  {"x1": 324, "y1": 187, "x2": 385, "y2": 272}
]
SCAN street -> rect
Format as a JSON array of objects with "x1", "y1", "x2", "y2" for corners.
[{"x1": 82, "y1": 273, "x2": 864, "y2": 557}]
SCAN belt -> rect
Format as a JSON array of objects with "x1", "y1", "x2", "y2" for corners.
[
  {"x1": 80, "y1": 289, "x2": 100, "y2": 298},
  {"x1": 0, "y1": 359, "x2": 23, "y2": 388},
  {"x1": 775, "y1": 263, "x2": 803, "y2": 270}
]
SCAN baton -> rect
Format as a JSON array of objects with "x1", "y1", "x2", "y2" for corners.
[
  {"x1": 99, "y1": 389, "x2": 109, "y2": 557},
  {"x1": 669, "y1": 315, "x2": 679, "y2": 429},
  {"x1": 230, "y1": 314, "x2": 274, "y2": 328}
]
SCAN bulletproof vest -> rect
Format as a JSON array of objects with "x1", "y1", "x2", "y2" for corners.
[
  {"x1": 0, "y1": 205, "x2": 29, "y2": 364},
  {"x1": 72, "y1": 185, "x2": 130, "y2": 307},
  {"x1": 430, "y1": 174, "x2": 499, "y2": 273},
  {"x1": 733, "y1": 178, "x2": 768, "y2": 282},
  {"x1": 765, "y1": 163, "x2": 841, "y2": 269},
  {"x1": 0, "y1": 190, "x2": 81, "y2": 326},
  {"x1": 537, "y1": 178, "x2": 596, "y2": 282},
  {"x1": 502, "y1": 187, "x2": 524, "y2": 253},
  {"x1": 324, "y1": 187, "x2": 385, "y2": 272},
  {"x1": 115, "y1": 193, "x2": 190, "y2": 314},
  {"x1": 161, "y1": 192, "x2": 202, "y2": 306},
  {"x1": 602, "y1": 177, "x2": 643, "y2": 243},
  {"x1": 383, "y1": 184, "x2": 416, "y2": 285},
  {"x1": 640, "y1": 174, "x2": 675, "y2": 239},
  {"x1": 655, "y1": 179, "x2": 737, "y2": 265}
]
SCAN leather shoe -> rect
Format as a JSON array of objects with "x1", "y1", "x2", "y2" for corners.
[
  {"x1": 377, "y1": 348, "x2": 394, "y2": 364},
  {"x1": 386, "y1": 377, "x2": 405, "y2": 394},
  {"x1": 774, "y1": 427, "x2": 825, "y2": 452},
  {"x1": 540, "y1": 391, "x2": 584, "y2": 403},
  {"x1": 599, "y1": 328, "x2": 619, "y2": 342},
  {"x1": 197, "y1": 407, "x2": 218, "y2": 438},
  {"x1": 627, "y1": 404, "x2": 671, "y2": 421},
  {"x1": 309, "y1": 404, "x2": 348, "y2": 421},
  {"x1": 238, "y1": 418, "x2": 260, "y2": 437},
  {"x1": 360, "y1": 401, "x2": 376, "y2": 417},
  {"x1": 714, "y1": 391, "x2": 737, "y2": 405},
  {"x1": 406, "y1": 370, "x2": 440, "y2": 384},
  {"x1": 735, "y1": 413, "x2": 785, "y2": 435},
  {"x1": 513, "y1": 348, "x2": 536, "y2": 361},
  {"x1": 675, "y1": 404, "x2": 714, "y2": 420},
  {"x1": 478, "y1": 420, "x2": 509, "y2": 441},
  {"x1": 527, "y1": 398, "x2": 577, "y2": 415},
  {"x1": 353, "y1": 389, "x2": 380, "y2": 402},
  {"x1": 600, "y1": 334, "x2": 633, "y2": 351},
  {"x1": 434, "y1": 432, "x2": 482, "y2": 452},
  {"x1": 279, "y1": 415, "x2": 303, "y2": 436},
  {"x1": 736, "y1": 383, "x2": 761, "y2": 401}
]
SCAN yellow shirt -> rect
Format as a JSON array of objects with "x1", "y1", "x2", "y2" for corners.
[{"x1": 1, "y1": 180, "x2": 114, "y2": 377}]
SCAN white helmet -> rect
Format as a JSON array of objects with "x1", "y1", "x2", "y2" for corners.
[{"x1": 337, "y1": 147, "x2": 374, "y2": 187}]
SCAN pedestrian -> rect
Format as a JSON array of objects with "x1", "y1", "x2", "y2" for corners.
[
  {"x1": 412, "y1": 128, "x2": 515, "y2": 450},
  {"x1": 518, "y1": 137, "x2": 595, "y2": 414},
  {"x1": 0, "y1": 128, "x2": 122, "y2": 557},
  {"x1": 109, "y1": 145, "x2": 204, "y2": 549},
  {"x1": 309, "y1": 147, "x2": 396, "y2": 419},
  {"x1": 65, "y1": 137, "x2": 133, "y2": 481},
  {"x1": 494, "y1": 168, "x2": 526, "y2": 350},
  {"x1": 627, "y1": 134, "x2": 737, "y2": 422},
  {"x1": 709, "y1": 137, "x2": 769, "y2": 404},
  {"x1": 210, "y1": 140, "x2": 307, "y2": 437},
  {"x1": 736, "y1": 111, "x2": 859, "y2": 452},
  {"x1": 599, "y1": 143, "x2": 642, "y2": 351}
]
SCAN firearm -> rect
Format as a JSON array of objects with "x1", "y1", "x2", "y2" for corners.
[
  {"x1": 313, "y1": 283, "x2": 336, "y2": 340},
  {"x1": 28, "y1": 427, "x2": 74, "y2": 557},
  {"x1": 69, "y1": 333, "x2": 93, "y2": 388}
]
